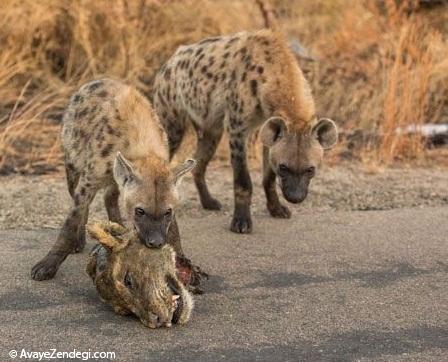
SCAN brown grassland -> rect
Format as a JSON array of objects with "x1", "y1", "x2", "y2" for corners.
[{"x1": 0, "y1": 0, "x2": 447, "y2": 174}]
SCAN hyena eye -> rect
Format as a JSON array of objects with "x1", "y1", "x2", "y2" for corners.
[
  {"x1": 305, "y1": 166, "x2": 316, "y2": 177},
  {"x1": 124, "y1": 271, "x2": 133, "y2": 289},
  {"x1": 278, "y1": 164, "x2": 289, "y2": 173},
  {"x1": 135, "y1": 207, "x2": 145, "y2": 217},
  {"x1": 164, "y1": 208, "x2": 173, "y2": 217}
]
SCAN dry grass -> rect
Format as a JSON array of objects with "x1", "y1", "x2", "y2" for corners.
[{"x1": 0, "y1": 0, "x2": 447, "y2": 173}]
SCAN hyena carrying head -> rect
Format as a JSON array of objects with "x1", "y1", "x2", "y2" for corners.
[
  {"x1": 87, "y1": 222, "x2": 193, "y2": 328},
  {"x1": 113, "y1": 152, "x2": 196, "y2": 248},
  {"x1": 260, "y1": 117, "x2": 338, "y2": 204}
]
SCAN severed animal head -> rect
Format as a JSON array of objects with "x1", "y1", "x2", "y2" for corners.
[{"x1": 86, "y1": 221, "x2": 193, "y2": 328}]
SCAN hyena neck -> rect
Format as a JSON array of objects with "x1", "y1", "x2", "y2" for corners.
[{"x1": 271, "y1": 63, "x2": 316, "y2": 133}]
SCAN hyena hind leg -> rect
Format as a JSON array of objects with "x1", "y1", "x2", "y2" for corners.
[
  {"x1": 104, "y1": 183, "x2": 122, "y2": 224},
  {"x1": 165, "y1": 115, "x2": 187, "y2": 160},
  {"x1": 65, "y1": 161, "x2": 80, "y2": 199},
  {"x1": 31, "y1": 179, "x2": 98, "y2": 281},
  {"x1": 192, "y1": 124, "x2": 224, "y2": 210}
]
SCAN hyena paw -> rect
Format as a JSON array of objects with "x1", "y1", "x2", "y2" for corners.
[
  {"x1": 268, "y1": 203, "x2": 291, "y2": 219},
  {"x1": 31, "y1": 256, "x2": 59, "y2": 281},
  {"x1": 230, "y1": 215, "x2": 253, "y2": 234},
  {"x1": 202, "y1": 197, "x2": 222, "y2": 211}
]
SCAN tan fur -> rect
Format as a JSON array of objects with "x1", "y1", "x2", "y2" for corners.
[
  {"x1": 31, "y1": 79, "x2": 200, "y2": 282},
  {"x1": 87, "y1": 221, "x2": 193, "y2": 328},
  {"x1": 153, "y1": 30, "x2": 337, "y2": 234}
]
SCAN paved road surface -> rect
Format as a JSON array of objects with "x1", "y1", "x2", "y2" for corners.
[{"x1": 1, "y1": 207, "x2": 447, "y2": 361}]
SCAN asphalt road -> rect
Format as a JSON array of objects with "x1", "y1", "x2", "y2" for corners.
[{"x1": 1, "y1": 207, "x2": 447, "y2": 361}]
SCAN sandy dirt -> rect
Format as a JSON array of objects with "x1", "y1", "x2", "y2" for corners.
[{"x1": 1, "y1": 163, "x2": 447, "y2": 230}]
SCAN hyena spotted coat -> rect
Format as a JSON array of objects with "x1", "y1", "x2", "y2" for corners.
[
  {"x1": 31, "y1": 79, "x2": 198, "y2": 281},
  {"x1": 153, "y1": 30, "x2": 338, "y2": 234}
]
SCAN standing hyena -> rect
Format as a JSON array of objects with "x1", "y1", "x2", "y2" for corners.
[
  {"x1": 153, "y1": 30, "x2": 338, "y2": 234},
  {"x1": 31, "y1": 79, "x2": 198, "y2": 281}
]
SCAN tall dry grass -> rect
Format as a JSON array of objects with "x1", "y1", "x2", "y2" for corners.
[
  {"x1": 0, "y1": 0, "x2": 447, "y2": 173},
  {"x1": 280, "y1": 0, "x2": 448, "y2": 165}
]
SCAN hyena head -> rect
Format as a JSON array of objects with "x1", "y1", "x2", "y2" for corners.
[
  {"x1": 86, "y1": 222, "x2": 193, "y2": 328},
  {"x1": 113, "y1": 152, "x2": 196, "y2": 248},
  {"x1": 260, "y1": 117, "x2": 338, "y2": 204}
]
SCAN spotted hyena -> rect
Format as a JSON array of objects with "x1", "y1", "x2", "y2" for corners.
[
  {"x1": 153, "y1": 30, "x2": 338, "y2": 234},
  {"x1": 31, "y1": 79, "x2": 203, "y2": 284}
]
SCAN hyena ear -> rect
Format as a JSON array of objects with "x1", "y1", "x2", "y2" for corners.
[
  {"x1": 312, "y1": 118, "x2": 338, "y2": 149},
  {"x1": 113, "y1": 152, "x2": 136, "y2": 187},
  {"x1": 172, "y1": 159, "x2": 196, "y2": 186},
  {"x1": 260, "y1": 117, "x2": 288, "y2": 147}
]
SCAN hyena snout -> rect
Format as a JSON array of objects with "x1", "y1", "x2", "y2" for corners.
[
  {"x1": 134, "y1": 214, "x2": 171, "y2": 248},
  {"x1": 279, "y1": 174, "x2": 311, "y2": 204}
]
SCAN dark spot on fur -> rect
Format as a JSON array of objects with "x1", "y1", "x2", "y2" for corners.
[
  {"x1": 107, "y1": 124, "x2": 121, "y2": 137},
  {"x1": 250, "y1": 80, "x2": 258, "y2": 96},
  {"x1": 77, "y1": 108, "x2": 88, "y2": 119},
  {"x1": 221, "y1": 73, "x2": 227, "y2": 81},
  {"x1": 201, "y1": 65, "x2": 208, "y2": 74},
  {"x1": 189, "y1": 69, "x2": 193, "y2": 77},
  {"x1": 195, "y1": 48, "x2": 203, "y2": 56},
  {"x1": 87, "y1": 80, "x2": 103, "y2": 92},
  {"x1": 208, "y1": 56, "x2": 214, "y2": 66},
  {"x1": 164, "y1": 68, "x2": 171, "y2": 80},
  {"x1": 255, "y1": 102, "x2": 263, "y2": 115},
  {"x1": 231, "y1": 70, "x2": 236, "y2": 82},
  {"x1": 194, "y1": 53, "x2": 205, "y2": 68},
  {"x1": 97, "y1": 90, "x2": 108, "y2": 98},
  {"x1": 257, "y1": 66, "x2": 264, "y2": 74},
  {"x1": 241, "y1": 72, "x2": 247, "y2": 82},
  {"x1": 223, "y1": 52, "x2": 230, "y2": 59},
  {"x1": 206, "y1": 72, "x2": 213, "y2": 79},
  {"x1": 101, "y1": 144, "x2": 114, "y2": 158},
  {"x1": 73, "y1": 94, "x2": 83, "y2": 103},
  {"x1": 199, "y1": 36, "x2": 221, "y2": 45}
]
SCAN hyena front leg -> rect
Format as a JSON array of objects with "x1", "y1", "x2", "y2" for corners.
[
  {"x1": 104, "y1": 183, "x2": 122, "y2": 224},
  {"x1": 31, "y1": 178, "x2": 98, "y2": 280},
  {"x1": 262, "y1": 146, "x2": 291, "y2": 218},
  {"x1": 229, "y1": 133, "x2": 253, "y2": 234},
  {"x1": 192, "y1": 124, "x2": 224, "y2": 210}
]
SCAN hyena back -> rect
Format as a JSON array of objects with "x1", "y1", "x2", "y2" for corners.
[
  {"x1": 31, "y1": 79, "x2": 196, "y2": 281},
  {"x1": 153, "y1": 30, "x2": 338, "y2": 234}
]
